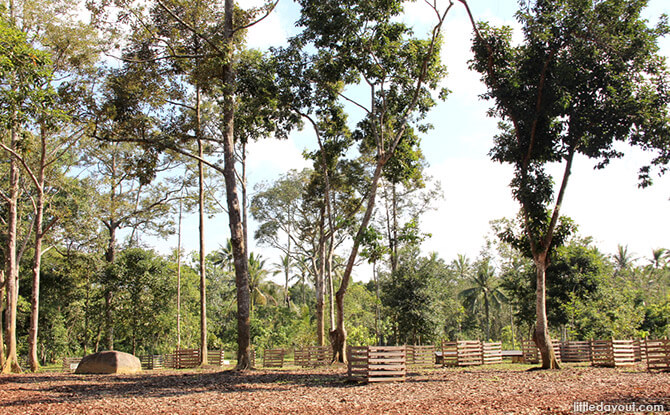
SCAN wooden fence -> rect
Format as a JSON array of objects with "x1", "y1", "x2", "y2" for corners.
[
  {"x1": 294, "y1": 348, "x2": 310, "y2": 367},
  {"x1": 560, "y1": 341, "x2": 591, "y2": 363},
  {"x1": 645, "y1": 339, "x2": 670, "y2": 371},
  {"x1": 590, "y1": 339, "x2": 635, "y2": 367},
  {"x1": 139, "y1": 355, "x2": 164, "y2": 370},
  {"x1": 406, "y1": 345, "x2": 435, "y2": 367},
  {"x1": 441, "y1": 341, "x2": 483, "y2": 367},
  {"x1": 633, "y1": 339, "x2": 647, "y2": 362},
  {"x1": 346, "y1": 346, "x2": 406, "y2": 383},
  {"x1": 521, "y1": 340, "x2": 561, "y2": 364},
  {"x1": 174, "y1": 348, "x2": 200, "y2": 369},
  {"x1": 263, "y1": 349, "x2": 286, "y2": 368},
  {"x1": 482, "y1": 342, "x2": 503, "y2": 365}
]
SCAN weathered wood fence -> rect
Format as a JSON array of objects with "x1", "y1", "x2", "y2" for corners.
[
  {"x1": 263, "y1": 348, "x2": 286, "y2": 368},
  {"x1": 645, "y1": 339, "x2": 670, "y2": 371},
  {"x1": 294, "y1": 346, "x2": 330, "y2": 367},
  {"x1": 406, "y1": 345, "x2": 436, "y2": 367},
  {"x1": 347, "y1": 346, "x2": 406, "y2": 383}
]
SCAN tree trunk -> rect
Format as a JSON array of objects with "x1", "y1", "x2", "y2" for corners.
[
  {"x1": 28, "y1": 186, "x2": 44, "y2": 372},
  {"x1": 332, "y1": 162, "x2": 385, "y2": 363},
  {"x1": 222, "y1": 0, "x2": 251, "y2": 370},
  {"x1": 197, "y1": 139, "x2": 207, "y2": 365},
  {"x1": 28, "y1": 128, "x2": 48, "y2": 372},
  {"x1": 0, "y1": 270, "x2": 5, "y2": 368},
  {"x1": 534, "y1": 256, "x2": 560, "y2": 369},
  {"x1": 105, "y1": 225, "x2": 116, "y2": 351},
  {"x1": 176, "y1": 196, "x2": 183, "y2": 349},
  {"x1": 2, "y1": 127, "x2": 22, "y2": 374},
  {"x1": 315, "y1": 209, "x2": 326, "y2": 346}
]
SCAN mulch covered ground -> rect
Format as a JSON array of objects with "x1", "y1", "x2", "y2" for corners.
[{"x1": 1, "y1": 364, "x2": 668, "y2": 414}]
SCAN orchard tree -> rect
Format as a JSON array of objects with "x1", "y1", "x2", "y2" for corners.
[{"x1": 465, "y1": 0, "x2": 670, "y2": 368}]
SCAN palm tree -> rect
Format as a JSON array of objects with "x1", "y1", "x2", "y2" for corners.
[
  {"x1": 613, "y1": 244, "x2": 636, "y2": 274},
  {"x1": 452, "y1": 254, "x2": 471, "y2": 280},
  {"x1": 271, "y1": 254, "x2": 295, "y2": 306},
  {"x1": 649, "y1": 248, "x2": 668, "y2": 269},
  {"x1": 212, "y1": 239, "x2": 234, "y2": 273},
  {"x1": 459, "y1": 260, "x2": 508, "y2": 341},
  {"x1": 248, "y1": 252, "x2": 278, "y2": 314}
]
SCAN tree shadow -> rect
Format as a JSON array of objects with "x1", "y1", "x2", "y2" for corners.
[{"x1": 0, "y1": 369, "x2": 356, "y2": 409}]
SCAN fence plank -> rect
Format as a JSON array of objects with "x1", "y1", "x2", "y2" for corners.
[
  {"x1": 406, "y1": 345, "x2": 435, "y2": 367},
  {"x1": 645, "y1": 339, "x2": 670, "y2": 371},
  {"x1": 263, "y1": 349, "x2": 285, "y2": 368},
  {"x1": 483, "y1": 342, "x2": 503, "y2": 365},
  {"x1": 174, "y1": 348, "x2": 200, "y2": 369},
  {"x1": 560, "y1": 341, "x2": 591, "y2": 363}
]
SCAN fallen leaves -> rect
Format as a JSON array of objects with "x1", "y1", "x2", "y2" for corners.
[{"x1": 0, "y1": 364, "x2": 667, "y2": 414}]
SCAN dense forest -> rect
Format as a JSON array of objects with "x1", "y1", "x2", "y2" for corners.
[{"x1": 1, "y1": 0, "x2": 669, "y2": 373}]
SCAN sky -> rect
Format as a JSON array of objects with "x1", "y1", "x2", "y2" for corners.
[{"x1": 151, "y1": 0, "x2": 670, "y2": 282}]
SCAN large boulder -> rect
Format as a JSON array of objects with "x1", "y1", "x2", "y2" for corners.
[{"x1": 75, "y1": 351, "x2": 142, "y2": 374}]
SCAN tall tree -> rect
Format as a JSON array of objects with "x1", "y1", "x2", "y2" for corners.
[
  {"x1": 0, "y1": 13, "x2": 55, "y2": 373},
  {"x1": 465, "y1": 0, "x2": 670, "y2": 368},
  {"x1": 293, "y1": 0, "x2": 452, "y2": 360}
]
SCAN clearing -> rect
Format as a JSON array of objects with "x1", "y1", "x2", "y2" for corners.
[{"x1": 0, "y1": 364, "x2": 668, "y2": 414}]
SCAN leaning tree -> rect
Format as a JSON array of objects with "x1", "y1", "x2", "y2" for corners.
[{"x1": 464, "y1": 0, "x2": 670, "y2": 368}]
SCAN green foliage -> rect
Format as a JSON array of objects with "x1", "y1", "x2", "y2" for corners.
[
  {"x1": 380, "y1": 249, "x2": 450, "y2": 344},
  {"x1": 0, "y1": 12, "x2": 56, "y2": 131},
  {"x1": 472, "y1": 0, "x2": 670, "y2": 256},
  {"x1": 641, "y1": 297, "x2": 670, "y2": 338}
]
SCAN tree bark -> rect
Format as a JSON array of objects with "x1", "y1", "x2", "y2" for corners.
[
  {"x1": 28, "y1": 172, "x2": 45, "y2": 371},
  {"x1": 315, "y1": 211, "x2": 326, "y2": 346},
  {"x1": 534, "y1": 255, "x2": 560, "y2": 369},
  {"x1": 2, "y1": 126, "x2": 22, "y2": 373},
  {"x1": 198, "y1": 137, "x2": 208, "y2": 365},
  {"x1": 222, "y1": 0, "x2": 251, "y2": 370},
  {"x1": 0, "y1": 270, "x2": 5, "y2": 368},
  {"x1": 105, "y1": 224, "x2": 116, "y2": 351}
]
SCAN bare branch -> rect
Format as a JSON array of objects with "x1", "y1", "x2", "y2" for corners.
[{"x1": 232, "y1": 0, "x2": 279, "y2": 35}]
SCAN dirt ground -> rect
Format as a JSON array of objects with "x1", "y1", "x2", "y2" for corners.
[{"x1": 0, "y1": 364, "x2": 668, "y2": 414}]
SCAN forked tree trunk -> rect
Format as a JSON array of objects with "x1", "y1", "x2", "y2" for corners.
[
  {"x1": 332, "y1": 163, "x2": 385, "y2": 362},
  {"x1": 534, "y1": 256, "x2": 560, "y2": 369}
]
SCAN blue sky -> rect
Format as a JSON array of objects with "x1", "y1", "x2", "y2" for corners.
[{"x1": 155, "y1": 0, "x2": 670, "y2": 281}]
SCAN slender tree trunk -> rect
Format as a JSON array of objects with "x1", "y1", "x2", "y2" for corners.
[
  {"x1": 176, "y1": 195, "x2": 183, "y2": 349},
  {"x1": 332, "y1": 162, "x2": 385, "y2": 362},
  {"x1": 28, "y1": 127, "x2": 48, "y2": 372},
  {"x1": 534, "y1": 255, "x2": 560, "y2": 369},
  {"x1": 105, "y1": 225, "x2": 116, "y2": 351},
  {"x1": 221, "y1": 0, "x2": 251, "y2": 370},
  {"x1": 373, "y1": 261, "x2": 381, "y2": 344},
  {"x1": 104, "y1": 151, "x2": 118, "y2": 351},
  {"x1": 484, "y1": 294, "x2": 490, "y2": 341},
  {"x1": 315, "y1": 211, "x2": 326, "y2": 346},
  {"x1": 28, "y1": 184, "x2": 45, "y2": 372},
  {"x1": 391, "y1": 183, "x2": 398, "y2": 273},
  {"x1": 3, "y1": 126, "x2": 21, "y2": 373},
  {"x1": 197, "y1": 105, "x2": 208, "y2": 365},
  {"x1": 0, "y1": 269, "x2": 5, "y2": 368},
  {"x1": 241, "y1": 141, "x2": 249, "y2": 257},
  {"x1": 327, "y1": 238, "x2": 335, "y2": 330}
]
